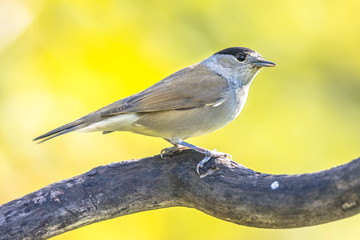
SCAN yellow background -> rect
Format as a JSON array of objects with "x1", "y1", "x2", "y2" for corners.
[{"x1": 1, "y1": 0, "x2": 360, "y2": 239}]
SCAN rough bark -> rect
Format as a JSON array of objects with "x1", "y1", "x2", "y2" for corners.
[{"x1": 0, "y1": 150, "x2": 360, "y2": 240}]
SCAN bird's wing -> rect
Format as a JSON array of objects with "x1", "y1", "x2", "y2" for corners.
[{"x1": 99, "y1": 63, "x2": 230, "y2": 116}]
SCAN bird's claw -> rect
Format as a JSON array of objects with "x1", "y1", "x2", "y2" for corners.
[
  {"x1": 160, "y1": 147, "x2": 171, "y2": 158},
  {"x1": 196, "y1": 155, "x2": 212, "y2": 175},
  {"x1": 196, "y1": 148, "x2": 231, "y2": 175},
  {"x1": 209, "y1": 149, "x2": 232, "y2": 160},
  {"x1": 223, "y1": 153, "x2": 232, "y2": 160},
  {"x1": 160, "y1": 145, "x2": 188, "y2": 158}
]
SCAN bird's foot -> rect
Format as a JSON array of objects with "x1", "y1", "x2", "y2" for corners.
[
  {"x1": 195, "y1": 149, "x2": 232, "y2": 175},
  {"x1": 176, "y1": 140, "x2": 231, "y2": 175},
  {"x1": 162, "y1": 139, "x2": 231, "y2": 174},
  {"x1": 160, "y1": 145, "x2": 189, "y2": 158},
  {"x1": 199, "y1": 148, "x2": 232, "y2": 160}
]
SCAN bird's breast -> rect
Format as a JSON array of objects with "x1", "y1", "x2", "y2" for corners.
[{"x1": 232, "y1": 84, "x2": 250, "y2": 119}]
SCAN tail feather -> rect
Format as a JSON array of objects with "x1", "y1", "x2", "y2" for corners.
[{"x1": 33, "y1": 119, "x2": 87, "y2": 143}]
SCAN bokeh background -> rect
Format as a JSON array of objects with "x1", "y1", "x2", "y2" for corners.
[{"x1": 1, "y1": 0, "x2": 360, "y2": 239}]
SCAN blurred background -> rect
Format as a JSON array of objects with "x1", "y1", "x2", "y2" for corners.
[{"x1": 1, "y1": 0, "x2": 360, "y2": 239}]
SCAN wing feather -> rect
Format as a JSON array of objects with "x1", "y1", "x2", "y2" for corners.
[{"x1": 99, "y1": 63, "x2": 229, "y2": 116}]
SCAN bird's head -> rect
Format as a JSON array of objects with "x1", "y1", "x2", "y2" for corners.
[{"x1": 202, "y1": 47, "x2": 276, "y2": 86}]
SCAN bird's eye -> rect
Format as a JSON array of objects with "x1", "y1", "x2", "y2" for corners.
[{"x1": 236, "y1": 53, "x2": 246, "y2": 62}]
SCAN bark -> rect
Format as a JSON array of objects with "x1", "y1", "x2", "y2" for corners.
[{"x1": 1, "y1": 150, "x2": 360, "y2": 240}]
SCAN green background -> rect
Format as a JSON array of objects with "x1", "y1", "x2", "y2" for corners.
[{"x1": 1, "y1": 0, "x2": 360, "y2": 239}]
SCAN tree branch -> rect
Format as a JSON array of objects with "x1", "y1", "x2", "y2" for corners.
[{"x1": 1, "y1": 150, "x2": 360, "y2": 239}]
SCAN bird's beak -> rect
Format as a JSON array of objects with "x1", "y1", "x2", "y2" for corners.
[{"x1": 254, "y1": 60, "x2": 277, "y2": 67}]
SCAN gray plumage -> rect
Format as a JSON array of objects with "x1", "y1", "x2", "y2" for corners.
[{"x1": 34, "y1": 47, "x2": 276, "y2": 144}]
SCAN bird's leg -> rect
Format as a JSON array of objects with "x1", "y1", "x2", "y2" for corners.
[
  {"x1": 178, "y1": 141, "x2": 231, "y2": 158},
  {"x1": 177, "y1": 140, "x2": 232, "y2": 175}
]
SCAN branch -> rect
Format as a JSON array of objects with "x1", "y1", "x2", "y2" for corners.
[{"x1": 1, "y1": 150, "x2": 360, "y2": 239}]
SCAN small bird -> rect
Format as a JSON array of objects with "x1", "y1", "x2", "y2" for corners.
[{"x1": 34, "y1": 47, "x2": 276, "y2": 173}]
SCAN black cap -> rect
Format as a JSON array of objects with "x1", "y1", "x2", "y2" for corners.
[{"x1": 214, "y1": 47, "x2": 255, "y2": 57}]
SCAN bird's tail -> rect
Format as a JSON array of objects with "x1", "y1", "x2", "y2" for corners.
[{"x1": 33, "y1": 118, "x2": 88, "y2": 143}]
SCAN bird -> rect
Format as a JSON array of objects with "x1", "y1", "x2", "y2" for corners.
[{"x1": 34, "y1": 47, "x2": 276, "y2": 174}]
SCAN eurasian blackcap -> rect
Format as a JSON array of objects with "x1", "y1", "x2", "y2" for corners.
[{"x1": 34, "y1": 47, "x2": 276, "y2": 173}]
